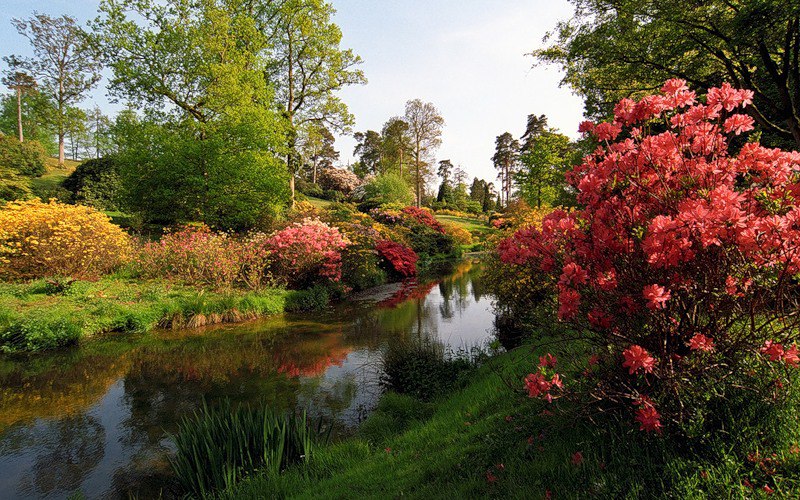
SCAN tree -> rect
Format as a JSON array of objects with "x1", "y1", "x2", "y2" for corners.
[
  {"x1": 1, "y1": 71, "x2": 37, "y2": 142},
  {"x1": 515, "y1": 130, "x2": 573, "y2": 208},
  {"x1": 258, "y1": 0, "x2": 366, "y2": 204},
  {"x1": 482, "y1": 182, "x2": 496, "y2": 212},
  {"x1": 0, "y1": 90, "x2": 56, "y2": 153},
  {"x1": 94, "y1": 0, "x2": 289, "y2": 229},
  {"x1": 520, "y1": 114, "x2": 548, "y2": 152},
  {"x1": 492, "y1": 132, "x2": 519, "y2": 207},
  {"x1": 64, "y1": 106, "x2": 89, "y2": 161},
  {"x1": 352, "y1": 129, "x2": 383, "y2": 177},
  {"x1": 381, "y1": 117, "x2": 412, "y2": 177},
  {"x1": 436, "y1": 159, "x2": 454, "y2": 203},
  {"x1": 6, "y1": 14, "x2": 102, "y2": 166},
  {"x1": 533, "y1": 0, "x2": 800, "y2": 148},
  {"x1": 87, "y1": 106, "x2": 114, "y2": 159},
  {"x1": 299, "y1": 123, "x2": 338, "y2": 184},
  {"x1": 404, "y1": 99, "x2": 444, "y2": 207}
]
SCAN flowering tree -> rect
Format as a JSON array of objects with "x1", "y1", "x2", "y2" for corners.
[
  {"x1": 499, "y1": 80, "x2": 800, "y2": 434},
  {"x1": 266, "y1": 218, "x2": 350, "y2": 289}
]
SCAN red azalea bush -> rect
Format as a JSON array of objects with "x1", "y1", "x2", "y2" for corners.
[
  {"x1": 499, "y1": 79, "x2": 800, "y2": 435},
  {"x1": 265, "y1": 217, "x2": 350, "y2": 289},
  {"x1": 401, "y1": 206, "x2": 446, "y2": 233},
  {"x1": 376, "y1": 240, "x2": 418, "y2": 277},
  {"x1": 138, "y1": 224, "x2": 243, "y2": 287}
]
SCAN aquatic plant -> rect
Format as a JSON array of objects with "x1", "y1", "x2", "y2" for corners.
[{"x1": 170, "y1": 400, "x2": 327, "y2": 498}]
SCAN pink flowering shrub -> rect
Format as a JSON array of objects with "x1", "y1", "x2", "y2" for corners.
[
  {"x1": 265, "y1": 218, "x2": 350, "y2": 289},
  {"x1": 501, "y1": 80, "x2": 800, "y2": 435},
  {"x1": 138, "y1": 225, "x2": 244, "y2": 287}
]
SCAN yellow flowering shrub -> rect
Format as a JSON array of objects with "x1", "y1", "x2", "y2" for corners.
[
  {"x1": 441, "y1": 222, "x2": 473, "y2": 246},
  {"x1": 0, "y1": 199, "x2": 133, "y2": 280}
]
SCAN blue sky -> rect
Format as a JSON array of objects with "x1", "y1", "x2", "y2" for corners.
[{"x1": 0, "y1": 0, "x2": 584, "y2": 183}]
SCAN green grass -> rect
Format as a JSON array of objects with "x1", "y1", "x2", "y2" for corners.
[
  {"x1": 306, "y1": 196, "x2": 333, "y2": 209},
  {"x1": 27, "y1": 157, "x2": 79, "y2": 198},
  {"x1": 0, "y1": 277, "x2": 290, "y2": 353},
  {"x1": 436, "y1": 214, "x2": 494, "y2": 242},
  {"x1": 225, "y1": 341, "x2": 800, "y2": 499}
]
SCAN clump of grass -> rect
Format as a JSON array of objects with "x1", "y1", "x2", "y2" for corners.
[
  {"x1": 284, "y1": 285, "x2": 330, "y2": 312},
  {"x1": 0, "y1": 311, "x2": 82, "y2": 353},
  {"x1": 380, "y1": 338, "x2": 482, "y2": 401},
  {"x1": 170, "y1": 400, "x2": 328, "y2": 498}
]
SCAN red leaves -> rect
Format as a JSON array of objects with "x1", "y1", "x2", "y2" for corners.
[{"x1": 375, "y1": 240, "x2": 418, "y2": 277}]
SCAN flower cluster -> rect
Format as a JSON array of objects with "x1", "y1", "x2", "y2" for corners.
[
  {"x1": 401, "y1": 206, "x2": 446, "y2": 233},
  {"x1": 523, "y1": 353, "x2": 564, "y2": 403},
  {"x1": 0, "y1": 199, "x2": 132, "y2": 280},
  {"x1": 265, "y1": 218, "x2": 350, "y2": 288},
  {"x1": 501, "y1": 80, "x2": 800, "y2": 434},
  {"x1": 138, "y1": 224, "x2": 244, "y2": 287}
]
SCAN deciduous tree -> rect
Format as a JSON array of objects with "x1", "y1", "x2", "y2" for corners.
[
  {"x1": 6, "y1": 14, "x2": 102, "y2": 166},
  {"x1": 404, "y1": 99, "x2": 444, "y2": 207}
]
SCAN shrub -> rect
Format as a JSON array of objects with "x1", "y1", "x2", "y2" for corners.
[
  {"x1": 317, "y1": 167, "x2": 360, "y2": 196},
  {"x1": 170, "y1": 400, "x2": 324, "y2": 498},
  {"x1": 0, "y1": 164, "x2": 31, "y2": 202},
  {"x1": 380, "y1": 339, "x2": 477, "y2": 401},
  {"x1": 498, "y1": 80, "x2": 800, "y2": 436},
  {"x1": 357, "y1": 173, "x2": 414, "y2": 208},
  {"x1": 401, "y1": 206, "x2": 446, "y2": 233},
  {"x1": 0, "y1": 199, "x2": 132, "y2": 280},
  {"x1": 137, "y1": 224, "x2": 244, "y2": 288},
  {"x1": 62, "y1": 157, "x2": 121, "y2": 210},
  {"x1": 284, "y1": 285, "x2": 331, "y2": 312},
  {"x1": 0, "y1": 136, "x2": 46, "y2": 177},
  {"x1": 441, "y1": 222, "x2": 473, "y2": 246},
  {"x1": 376, "y1": 240, "x2": 418, "y2": 278},
  {"x1": 266, "y1": 218, "x2": 350, "y2": 289}
]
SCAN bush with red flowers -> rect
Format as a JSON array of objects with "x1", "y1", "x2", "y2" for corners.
[
  {"x1": 498, "y1": 79, "x2": 800, "y2": 436},
  {"x1": 401, "y1": 206, "x2": 446, "y2": 233},
  {"x1": 376, "y1": 240, "x2": 418, "y2": 278}
]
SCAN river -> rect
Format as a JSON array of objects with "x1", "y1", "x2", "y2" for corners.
[{"x1": 0, "y1": 259, "x2": 497, "y2": 499}]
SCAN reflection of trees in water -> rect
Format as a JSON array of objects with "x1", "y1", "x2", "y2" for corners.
[{"x1": 15, "y1": 414, "x2": 105, "y2": 497}]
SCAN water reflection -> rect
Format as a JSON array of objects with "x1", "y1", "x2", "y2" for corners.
[{"x1": 0, "y1": 259, "x2": 494, "y2": 499}]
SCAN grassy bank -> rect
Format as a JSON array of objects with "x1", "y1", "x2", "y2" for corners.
[
  {"x1": 224, "y1": 342, "x2": 800, "y2": 499},
  {"x1": 0, "y1": 277, "x2": 291, "y2": 353}
]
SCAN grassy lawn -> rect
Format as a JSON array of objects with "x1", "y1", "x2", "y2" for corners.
[
  {"x1": 28, "y1": 157, "x2": 79, "y2": 196},
  {"x1": 225, "y1": 340, "x2": 800, "y2": 499},
  {"x1": 306, "y1": 196, "x2": 333, "y2": 209},
  {"x1": 0, "y1": 277, "x2": 290, "y2": 353}
]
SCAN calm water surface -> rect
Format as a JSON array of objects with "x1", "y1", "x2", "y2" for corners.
[{"x1": 0, "y1": 260, "x2": 496, "y2": 499}]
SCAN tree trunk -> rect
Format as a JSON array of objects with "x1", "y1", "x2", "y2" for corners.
[
  {"x1": 415, "y1": 150, "x2": 421, "y2": 207},
  {"x1": 58, "y1": 132, "x2": 65, "y2": 167},
  {"x1": 16, "y1": 88, "x2": 23, "y2": 142},
  {"x1": 399, "y1": 148, "x2": 403, "y2": 177}
]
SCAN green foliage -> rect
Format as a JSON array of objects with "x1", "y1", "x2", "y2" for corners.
[
  {"x1": 380, "y1": 339, "x2": 477, "y2": 401},
  {"x1": 341, "y1": 247, "x2": 386, "y2": 292},
  {"x1": 0, "y1": 92, "x2": 57, "y2": 153},
  {"x1": 358, "y1": 173, "x2": 414, "y2": 209},
  {"x1": 114, "y1": 112, "x2": 288, "y2": 231},
  {"x1": 0, "y1": 278, "x2": 289, "y2": 352},
  {"x1": 0, "y1": 164, "x2": 32, "y2": 201},
  {"x1": 515, "y1": 131, "x2": 575, "y2": 208},
  {"x1": 0, "y1": 311, "x2": 82, "y2": 353},
  {"x1": 284, "y1": 285, "x2": 331, "y2": 313},
  {"x1": 94, "y1": 0, "x2": 291, "y2": 230},
  {"x1": 62, "y1": 157, "x2": 121, "y2": 210},
  {"x1": 170, "y1": 400, "x2": 322, "y2": 498},
  {"x1": 0, "y1": 135, "x2": 46, "y2": 177},
  {"x1": 533, "y1": 0, "x2": 800, "y2": 149}
]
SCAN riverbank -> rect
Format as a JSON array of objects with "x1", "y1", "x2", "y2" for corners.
[
  {"x1": 0, "y1": 277, "x2": 294, "y2": 353},
  {"x1": 224, "y1": 340, "x2": 800, "y2": 499}
]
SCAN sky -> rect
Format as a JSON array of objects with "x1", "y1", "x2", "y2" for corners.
[{"x1": 0, "y1": 0, "x2": 585, "y2": 183}]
